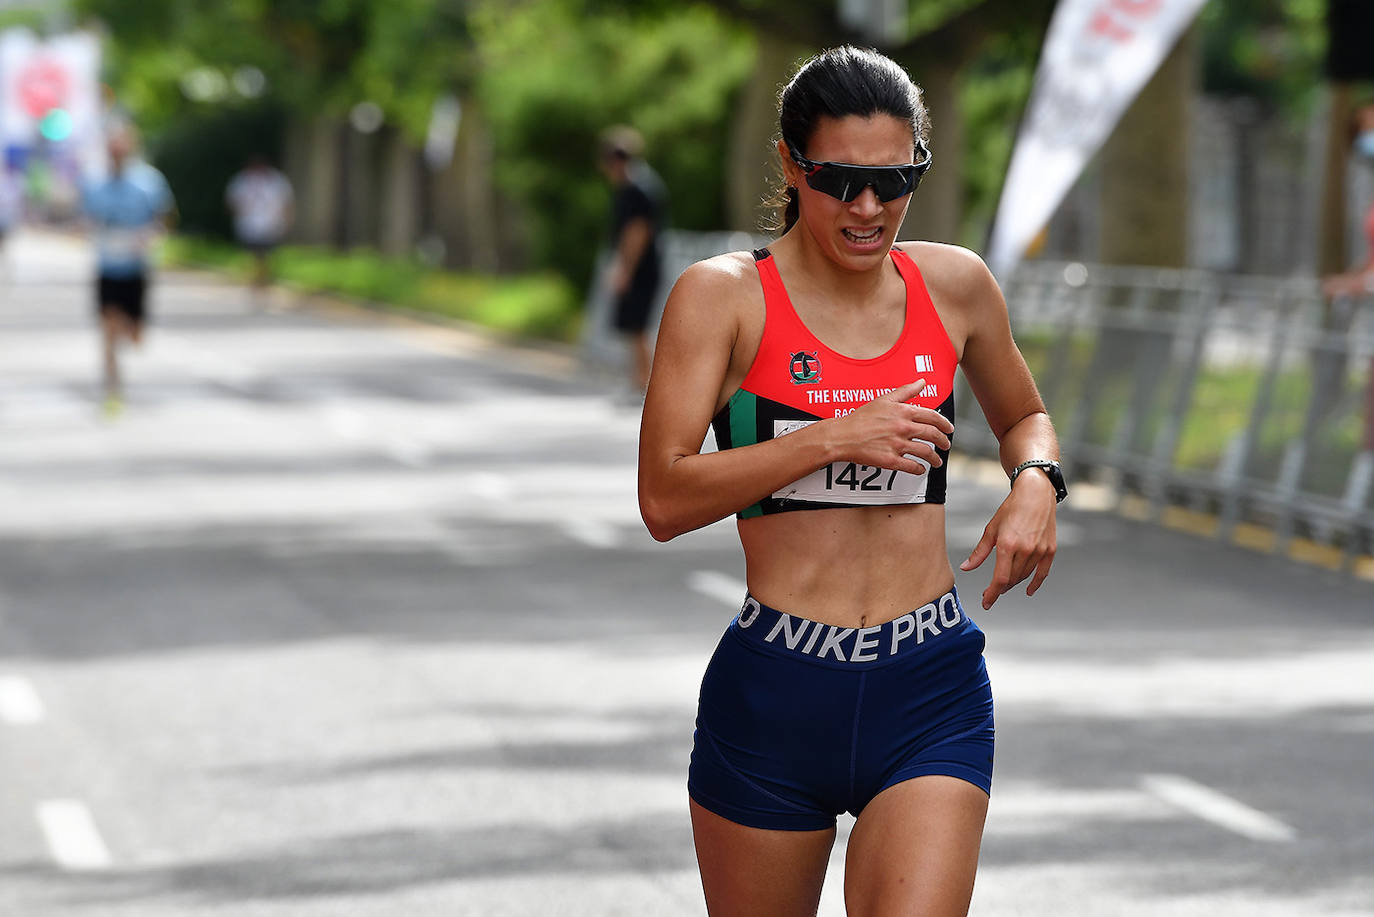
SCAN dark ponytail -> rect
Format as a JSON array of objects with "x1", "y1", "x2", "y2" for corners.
[
  {"x1": 768, "y1": 46, "x2": 930, "y2": 234},
  {"x1": 781, "y1": 186, "x2": 799, "y2": 234}
]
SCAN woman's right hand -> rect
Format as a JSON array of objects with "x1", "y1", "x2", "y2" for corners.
[{"x1": 827, "y1": 378, "x2": 954, "y2": 475}]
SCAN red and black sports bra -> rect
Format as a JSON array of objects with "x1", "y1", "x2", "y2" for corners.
[{"x1": 710, "y1": 247, "x2": 957, "y2": 519}]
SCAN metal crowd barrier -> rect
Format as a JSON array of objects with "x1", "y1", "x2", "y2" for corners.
[{"x1": 967, "y1": 261, "x2": 1374, "y2": 570}]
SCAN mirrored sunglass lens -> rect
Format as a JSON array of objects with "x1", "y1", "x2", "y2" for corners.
[
  {"x1": 874, "y1": 170, "x2": 911, "y2": 201},
  {"x1": 806, "y1": 165, "x2": 917, "y2": 202}
]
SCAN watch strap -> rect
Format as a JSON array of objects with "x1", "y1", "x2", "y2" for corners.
[{"x1": 1009, "y1": 459, "x2": 1067, "y2": 503}]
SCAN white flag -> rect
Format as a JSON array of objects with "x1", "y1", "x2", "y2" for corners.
[{"x1": 985, "y1": 0, "x2": 1209, "y2": 278}]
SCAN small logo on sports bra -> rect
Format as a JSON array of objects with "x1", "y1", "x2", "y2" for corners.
[{"x1": 788, "y1": 351, "x2": 822, "y2": 384}]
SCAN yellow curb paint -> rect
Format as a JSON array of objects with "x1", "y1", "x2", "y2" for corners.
[
  {"x1": 1161, "y1": 506, "x2": 1220, "y2": 538},
  {"x1": 948, "y1": 458, "x2": 1372, "y2": 582},
  {"x1": 1231, "y1": 523, "x2": 1276, "y2": 552},
  {"x1": 1353, "y1": 556, "x2": 1374, "y2": 582},
  {"x1": 1119, "y1": 495, "x2": 1151, "y2": 521},
  {"x1": 1286, "y1": 539, "x2": 1342, "y2": 570}
]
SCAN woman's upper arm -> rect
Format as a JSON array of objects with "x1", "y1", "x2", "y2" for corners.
[
  {"x1": 638, "y1": 257, "x2": 745, "y2": 484},
  {"x1": 942, "y1": 248, "x2": 1047, "y2": 440}
]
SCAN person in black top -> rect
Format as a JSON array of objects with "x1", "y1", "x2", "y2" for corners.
[{"x1": 599, "y1": 126, "x2": 666, "y2": 393}]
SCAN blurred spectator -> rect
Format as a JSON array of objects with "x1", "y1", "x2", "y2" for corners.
[
  {"x1": 225, "y1": 155, "x2": 294, "y2": 297},
  {"x1": 1320, "y1": 101, "x2": 1374, "y2": 453},
  {"x1": 598, "y1": 126, "x2": 667, "y2": 395},
  {"x1": 1322, "y1": 102, "x2": 1374, "y2": 299},
  {"x1": 82, "y1": 126, "x2": 175, "y2": 416}
]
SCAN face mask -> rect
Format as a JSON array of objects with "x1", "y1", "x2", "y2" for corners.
[{"x1": 1357, "y1": 130, "x2": 1374, "y2": 160}]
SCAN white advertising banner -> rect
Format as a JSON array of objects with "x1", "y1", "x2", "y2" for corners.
[{"x1": 985, "y1": 0, "x2": 1209, "y2": 278}]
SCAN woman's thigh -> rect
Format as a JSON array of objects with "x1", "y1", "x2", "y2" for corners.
[
  {"x1": 843, "y1": 776, "x2": 989, "y2": 917},
  {"x1": 691, "y1": 799, "x2": 836, "y2": 917}
]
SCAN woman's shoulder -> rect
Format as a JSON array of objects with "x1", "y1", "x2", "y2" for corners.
[
  {"x1": 667, "y1": 250, "x2": 763, "y2": 311},
  {"x1": 680, "y1": 249, "x2": 760, "y2": 287},
  {"x1": 895, "y1": 241, "x2": 991, "y2": 281},
  {"x1": 895, "y1": 241, "x2": 1000, "y2": 307}
]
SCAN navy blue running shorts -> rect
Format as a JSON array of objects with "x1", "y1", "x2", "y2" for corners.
[{"x1": 688, "y1": 587, "x2": 994, "y2": 831}]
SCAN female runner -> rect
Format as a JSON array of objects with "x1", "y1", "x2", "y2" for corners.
[{"x1": 638, "y1": 46, "x2": 1063, "y2": 916}]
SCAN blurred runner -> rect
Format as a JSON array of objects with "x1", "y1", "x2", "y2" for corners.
[
  {"x1": 82, "y1": 126, "x2": 175, "y2": 416},
  {"x1": 598, "y1": 126, "x2": 667, "y2": 397},
  {"x1": 225, "y1": 155, "x2": 294, "y2": 300}
]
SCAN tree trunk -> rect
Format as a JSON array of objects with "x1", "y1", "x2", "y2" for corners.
[
  {"x1": 1098, "y1": 24, "x2": 1196, "y2": 268},
  {"x1": 726, "y1": 34, "x2": 805, "y2": 233},
  {"x1": 432, "y1": 95, "x2": 502, "y2": 271},
  {"x1": 378, "y1": 131, "x2": 420, "y2": 257},
  {"x1": 343, "y1": 126, "x2": 381, "y2": 249},
  {"x1": 287, "y1": 117, "x2": 343, "y2": 246},
  {"x1": 898, "y1": 58, "x2": 962, "y2": 244},
  {"x1": 1318, "y1": 82, "x2": 1353, "y2": 277}
]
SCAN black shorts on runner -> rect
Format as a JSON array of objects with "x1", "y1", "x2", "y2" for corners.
[
  {"x1": 613, "y1": 260, "x2": 661, "y2": 334},
  {"x1": 97, "y1": 274, "x2": 148, "y2": 325}
]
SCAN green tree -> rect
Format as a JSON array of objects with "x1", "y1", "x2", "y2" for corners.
[
  {"x1": 472, "y1": 0, "x2": 753, "y2": 285},
  {"x1": 1200, "y1": 0, "x2": 1324, "y2": 113}
]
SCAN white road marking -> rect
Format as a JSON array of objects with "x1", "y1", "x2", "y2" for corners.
[
  {"x1": 561, "y1": 519, "x2": 620, "y2": 549},
  {"x1": 1142, "y1": 774, "x2": 1297, "y2": 842},
  {"x1": 155, "y1": 332, "x2": 257, "y2": 389},
  {"x1": 322, "y1": 404, "x2": 367, "y2": 440},
  {"x1": 0, "y1": 675, "x2": 45, "y2": 724},
  {"x1": 687, "y1": 570, "x2": 747, "y2": 608},
  {"x1": 36, "y1": 800, "x2": 112, "y2": 870},
  {"x1": 385, "y1": 437, "x2": 433, "y2": 467},
  {"x1": 469, "y1": 472, "x2": 514, "y2": 501}
]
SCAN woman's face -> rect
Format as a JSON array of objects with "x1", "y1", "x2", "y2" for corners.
[{"x1": 781, "y1": 113, "x2": 916, "y2": 271}]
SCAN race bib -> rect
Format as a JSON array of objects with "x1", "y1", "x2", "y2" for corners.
[
  {"x1": 99, "y1": 227, "x2": 148, "y2": 261},
  {"x1": 771, "y1": 419, "x2": 931, "y2": 504}
]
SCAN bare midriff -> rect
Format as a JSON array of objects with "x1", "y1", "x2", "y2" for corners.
[{"x1": 738, "y1": 502, "x2": 954, "y2": 628}]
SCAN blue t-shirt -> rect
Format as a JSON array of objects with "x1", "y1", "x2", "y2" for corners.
[{"x1": 82, "y1": 161, "x2": 174, "y2": 278}]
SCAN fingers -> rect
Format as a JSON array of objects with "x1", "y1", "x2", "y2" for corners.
[
  {"x1": 898, "y1": 439, "x2": 944, "y2": 469},
  {"x1": 902, "y1": 402, "x2": 955, "y2": 434},
  {"x1": 1026, "y1": 551, "x2": 1054, "y2": 596},
  {"x1": 879, "y1": 377, "x2": 926, "y2": 402},
  {"x1": 892, "y1": 456, "x2": 931, "y2": 476},
  {"x1": 969, "y1": 529, "x2": 1056, "y2": 609},
  {"x1": 981, "y1": 539, "x2": 1016, "y2": 610},
  {"x1": 960, "y1": 526, "x2": 994, "y2": 572}
]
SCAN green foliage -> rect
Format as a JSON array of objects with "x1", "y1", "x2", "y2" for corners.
[
  {"x1": 905, "y1": 0, "x2": 994, "y2": 37},
  {"x1": 163, "y1": 235, "x2": 581, "y2": 341},
  {"x1": 73, "y1": 0, "x2": 473, "y2": 140},
  {"x1": 955, "y1": 29, "x2": 1039, "y2": 247},
  {"x1": 473, "y1": 0, "x2": 754, "y2": 286},
  {"x1": 1199, "y1": 0, "x2": 1325, "y2": 114},
  {"x1": 0, "y1": 10, "x2": 46, "y2": 31}
]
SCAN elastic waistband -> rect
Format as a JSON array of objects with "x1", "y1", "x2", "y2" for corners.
[{"x1": 729, "y1": 588, "x2": 967, "y2": 668}]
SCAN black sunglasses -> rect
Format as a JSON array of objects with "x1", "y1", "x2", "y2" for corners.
[{"x1": 787, "y1": 140, "x2": 932, "y2": 203}]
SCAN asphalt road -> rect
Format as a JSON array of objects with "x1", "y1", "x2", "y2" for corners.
[{"x1": 2, "y1": 230, "x2": 1373, "y2": 916}]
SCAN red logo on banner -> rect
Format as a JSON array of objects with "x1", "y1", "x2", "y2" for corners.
[{"x1": 16, "y1": 56, "x2": 70, "y2": 118}]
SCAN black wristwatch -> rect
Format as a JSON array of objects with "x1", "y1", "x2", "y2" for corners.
[{"x1": 1009, "y1": 459, "x2": 1067, "y2": 504}]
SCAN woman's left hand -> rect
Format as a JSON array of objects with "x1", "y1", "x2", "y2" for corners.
[{"x1": 959, "y1": 471, "x2": 1058, "y2": 610}]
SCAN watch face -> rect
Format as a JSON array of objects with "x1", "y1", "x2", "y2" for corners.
[{"x1": 1045, "y1": 463, "x2": 1067, "y2": 502}]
